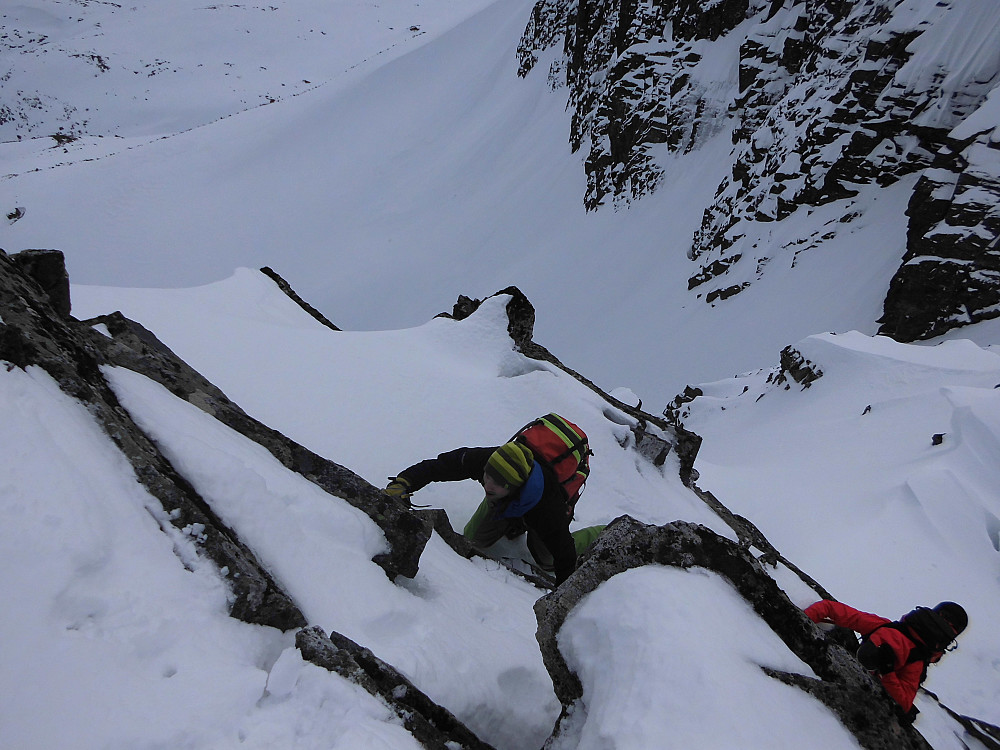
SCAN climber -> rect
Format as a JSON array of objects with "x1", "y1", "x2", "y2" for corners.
[
  {"x1": 804, "y1": 599, "x2": 968, "y2": 722},
  {"x1": 384, "y1": 440, "x2": 604, "y2": 585}
]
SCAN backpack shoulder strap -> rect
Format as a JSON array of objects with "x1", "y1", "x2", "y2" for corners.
[{"x1": 865, "y1": 621, "x2": 931, "y2": 666}]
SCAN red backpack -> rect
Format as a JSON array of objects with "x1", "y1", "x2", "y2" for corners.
[{"x1": 511, "y1": 413, "x2": 592, "y2": 516}]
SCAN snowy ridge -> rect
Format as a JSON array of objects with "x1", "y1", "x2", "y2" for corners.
[
  {"x1": 4, "y1": 249, "x2": 999, "y2": 748},
  {"x1": 681, "y1": 330, "x2": 1000, "y2": 736}
]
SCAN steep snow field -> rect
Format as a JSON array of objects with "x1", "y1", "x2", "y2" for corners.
[
  {"x1": 1, "y1": 0, "x2": 968, "y2": 408},
  {"x1": 681, "y1": 331, "x2": 1000, "y2": 725},
  {"x1": 0, "y1": 275, "x2": 992, "y2": 749}
]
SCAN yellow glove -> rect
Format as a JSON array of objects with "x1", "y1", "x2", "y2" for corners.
[{"x1": 384, "y1": 477, "x2": 412, "y2": 503}]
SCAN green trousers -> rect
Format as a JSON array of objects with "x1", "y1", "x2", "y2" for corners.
[{"x1": 463, "y1": 498, "x2": 605, "y2": 570}]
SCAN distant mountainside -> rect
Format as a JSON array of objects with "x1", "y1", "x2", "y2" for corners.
[
  {"x1": 3, "y1": 0, "x2": 999, "y2": 411},
  {"x1": 0, "y1": 0, "x2": 437, "y2": 141},
  {"x1": 517, "y1": 0, "x2": 1000, "y2": 342}
]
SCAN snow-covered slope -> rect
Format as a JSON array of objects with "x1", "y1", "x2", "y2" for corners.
[
  {"x1": 0, "y1": 253, "x2": 996, "y2": 747},
  {"x1": 3, "y1": 0, "x2": 1000, "y2": 743},
  {"x1": 7, "y1": 0, "x2": 998, "y2": 409},
  {"x1": 680, "y1": 330, "x2": 1000, "y2": 725},
  {"x1": 0, "y1": 245, "x2": 1000, "y2": 748}
]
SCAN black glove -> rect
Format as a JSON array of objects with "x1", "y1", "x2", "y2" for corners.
[
  {"x1": 857, "y1": 640, "x2": 895, "y2": 675},
  {"x1": 383, "y1": 477, "x2": 412, "y2": 503}
]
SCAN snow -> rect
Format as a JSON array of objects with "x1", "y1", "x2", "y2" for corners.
[
  {"x1": 893, "y1": 0, "x2": 1000, "y2": 131},
  {"x1": 5, "y1": 0, "x2": 981, "y2": 409},
  {"x1": 4, "y1": 270, "x2": 999, "y2": 748},
  {"x1": 553, "y1": 566, "x2": 862, "y2": 750},
  {"x1": 3, "y1": 0, "x2": 1000, "y2": 747},
  {"x1": 0, "y1": 364, "x2": 289, "y2": 749},
  {"x1": 102, "y1": 361, "x2": 563, "y2": 749},
  {"x1": 683, "y1": 330, "x2": 1000, "y2": 726}
]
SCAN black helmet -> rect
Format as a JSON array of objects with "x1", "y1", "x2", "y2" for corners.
[{"x1": 933, "y1": 602, "x2": 968, "y2": 635}]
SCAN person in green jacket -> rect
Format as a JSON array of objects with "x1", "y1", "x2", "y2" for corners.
[{"x1": 385, "y1": 442, "x2": 603, "y2": 585}]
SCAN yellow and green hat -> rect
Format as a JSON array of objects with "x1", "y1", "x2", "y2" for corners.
[{"x1": 486, "y1": 442, "x2": 534, "y2": 488}]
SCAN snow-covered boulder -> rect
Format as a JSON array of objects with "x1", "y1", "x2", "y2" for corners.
[{"x1": 535, "y1": 515, "x2": 934, "y2": 750}]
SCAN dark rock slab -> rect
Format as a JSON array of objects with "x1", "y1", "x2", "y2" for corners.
[
  {"x1": 10, "y1": 248, "x2": 71, "y2": 318},
  {"x1": 296, "y1": 626, "x2": 497, "y2": 750}
]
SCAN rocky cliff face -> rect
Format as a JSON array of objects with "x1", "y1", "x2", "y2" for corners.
[{"x1": 517, "y1": 0, "x2": 1000, "y2": 338}]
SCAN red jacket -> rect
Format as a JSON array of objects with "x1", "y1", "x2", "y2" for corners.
[{"x1": 804, "y1": 600, "x2": 942, "y2": 711}]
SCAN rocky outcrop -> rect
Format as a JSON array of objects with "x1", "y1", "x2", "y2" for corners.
[
  {"x1": 878, "y1": 127, "x2": 1000, "y2": 340},
  {"x1": 518, "y1": 0, "x2": 749, "y2": 210},
  {"x1": 259, "y1": 266, "x2": 341, "y2": 331},
  {"x1": 80, "y1": 310, "x2": 431, "y2": 582},
  {"x1": 771, "y1": 344, "x2": 823, "y2": 389},
  {"x1": 518, "y1": 0, "x2": 1000, "y2": 340},
  {"x1": 296, "y1": 626, "x2": 497, "y2": 750},
  {"x1": 445, "y1": 285, "x2": 537, "y2": 351},
  {"x1": 444, "y1": 286, "x2": 704, "y2": 484},
  {"x1": 9, "y1": 248, "x2": 71, "y2": 318},
  {"x1": 0, "y1": 249, "x2": 304, "y2": 630},
  {"x1": 535, "y1": 516, "x2": 933, "y2": 750}
]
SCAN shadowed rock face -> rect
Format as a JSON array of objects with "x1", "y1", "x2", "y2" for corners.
[
  {"x1": 534, "y1": 516, "x2": 934, "y2": 750},
  {"x1": 9, "y1": 249, "x2": 71, "y2": 318},
  {"x1": 878, "y1": 135, "x2": 1000, "y2": 340},
  {"x1": 518, "y1": 0, "x2": 1000, "y2": 340},
  {"x1": 519, "y1": 0, "x2": 751, "y2": 211}
]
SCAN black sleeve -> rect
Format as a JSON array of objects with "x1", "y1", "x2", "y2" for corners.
[
  {"x1": 397, "y1": 447, "x2": 497, "y2": 492},
  {"x1": 526, "y1": 492, "x2": 577, "y2": 585}
]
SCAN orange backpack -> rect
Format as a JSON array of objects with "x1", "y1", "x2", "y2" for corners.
[{"x1": 512, "y1": 413, "x2": 592, "y2": 515}]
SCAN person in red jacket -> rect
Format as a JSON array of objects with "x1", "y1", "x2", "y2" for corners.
[{"x1": 804, "y1": 600, "x2": 968, "y2": 719}]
